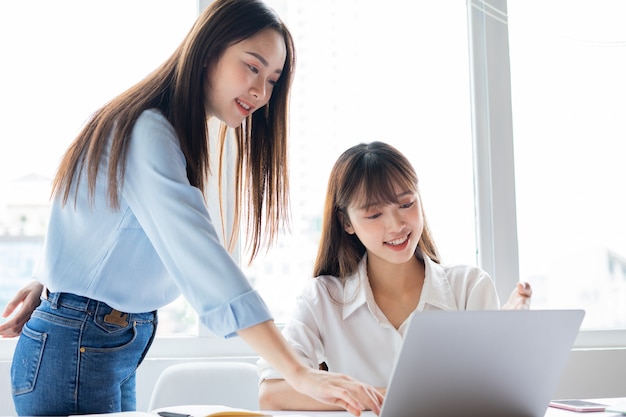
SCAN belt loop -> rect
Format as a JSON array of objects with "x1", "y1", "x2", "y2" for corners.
[{"x1": 44, "y1": 287, "x2": 59, "y2": 309}]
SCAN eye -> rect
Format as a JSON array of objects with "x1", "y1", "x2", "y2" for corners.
[
  {"x1": 247, "y1": 64, "x2": 259, "y2": 74},
  {"x1": 366, "y1": 212, "x2": 382, "y2": 220},
  {"x1": 400, "y1": 201, "x2": 415, "y2": 209}
]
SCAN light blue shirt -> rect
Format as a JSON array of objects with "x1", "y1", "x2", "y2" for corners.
[{"x1": 34, "y1": 109, "x2": 272, "y2": 337}]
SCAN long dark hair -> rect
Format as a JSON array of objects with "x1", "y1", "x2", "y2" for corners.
[
  {"x1": 313, "y1": 141, "x2": 440, "y2": 278},
  {"x1": 52, "y1": 0, "x2": 296, "y2": 262}
]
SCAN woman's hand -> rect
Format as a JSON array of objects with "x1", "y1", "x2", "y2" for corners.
[
  {"x1": 288, "y1": 366, "x2": 384, "y2": 415},
  {"x1": 0, "y1": 280, "x2": 43, "y2": 338},
  {"x1": 259, "y1": 372, "x2": 385, "y2": 413},
  {"x1": 238, "y1": 321, "x2": 384, "y2": 415},
  {"x1": 501, "y1": 281, "x2": 532, "y2": 310}
]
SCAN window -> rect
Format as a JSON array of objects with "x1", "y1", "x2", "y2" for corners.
[
  {"x1": 0, "y1": 0, "x2": 199, "y2": 336},
  {"x1": 0, "y1": 1, "x2": 476, "y2": 338},
  {"x1": 2, "y1": 0, "x2": 624, "y2": 350},
  {"x1": 507, "y1": 0, "x2": 626, "y2": 330},
  {"x1": 247, "y1": 0, "x2": 476, "y2": 322}
]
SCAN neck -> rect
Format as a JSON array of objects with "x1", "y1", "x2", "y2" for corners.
[
  {"x1": 366, "y1": 252, "x2": 426, "y2": 330},
  {"x1": 367, "y1": 253, "x2": 425, "y2": 294}
]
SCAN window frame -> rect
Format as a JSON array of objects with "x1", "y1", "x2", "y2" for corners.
[
  {"x1": 467, "y1": 0, "x2": 520, "y2": 303},
  {"x1": 467, "y1": 0, "x2": 626, "y2": 347}
]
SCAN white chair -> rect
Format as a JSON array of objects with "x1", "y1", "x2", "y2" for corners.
[{"x1": 147, "y1": 361, "x2": 260, "y2": 411}]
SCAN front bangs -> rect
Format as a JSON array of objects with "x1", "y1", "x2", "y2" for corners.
[{"x1": 351, "y1": 163, "x2": 417, "y2": 210}]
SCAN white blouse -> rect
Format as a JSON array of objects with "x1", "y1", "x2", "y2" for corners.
[{"x1": 257, "y1": 251, "x2": 500, "y2": 387}]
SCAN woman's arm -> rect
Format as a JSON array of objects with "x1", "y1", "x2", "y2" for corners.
[
  {"x1": 0, "y1": 280, "x2": 43, "y2": 337},
  {"x1": 259, "y1": 378, "x2": 342, "y2": 411},
  {"x1": 238, "y1": 321, "x2": 383, "y2": 416},
  {"x1": 259, "y1": 377, "x2": 387, "y2": 412}
]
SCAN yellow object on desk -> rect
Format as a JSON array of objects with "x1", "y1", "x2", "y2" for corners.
[
  {"x1": 152, "y1": 405, "x2": 270, "y2": 417},
  {"x1": 72, "y1": 405, "x2": 272, "y2": 417}
]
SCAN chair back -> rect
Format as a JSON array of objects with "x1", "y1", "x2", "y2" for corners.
[{"x1": 148, "y1": 361, "x2": 260, "y2": 411}]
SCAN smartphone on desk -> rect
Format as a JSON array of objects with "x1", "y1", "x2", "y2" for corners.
[{"x1": 549, "y1": 400, "x2": 607, "y2": 412}]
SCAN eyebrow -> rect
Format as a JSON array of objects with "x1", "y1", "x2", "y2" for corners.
[
  {"x1": 245, "y1": 51, "x2": 283, "y2": 75},
  {"x1": 357, "y1": 190, "x2": 414, "y2": 210}
]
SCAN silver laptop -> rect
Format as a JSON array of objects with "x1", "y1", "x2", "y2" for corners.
[{"x1": 380, "y1": 309, "x2": 585, "y2": 417}]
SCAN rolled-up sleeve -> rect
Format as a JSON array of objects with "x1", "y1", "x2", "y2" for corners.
[{"x1": 121, "y1": 110, "x2": 272, "y2": 337}]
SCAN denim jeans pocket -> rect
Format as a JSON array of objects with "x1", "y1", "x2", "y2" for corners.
[
  {"x1": 11, "y1": 323, "x2": 47, "y2": 395},
  {"x1": 94, "y1": 303, "x2": 133, "y2": 334}
]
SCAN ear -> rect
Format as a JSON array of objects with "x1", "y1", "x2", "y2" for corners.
[{"x1": 338, "y1": 210, "x2": 355, "y2": 235}]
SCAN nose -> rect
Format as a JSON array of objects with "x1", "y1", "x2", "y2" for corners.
[
  {"x1": 250, "y1": 79, "x2": 267, "y2": 103},
  {"x1": 386, "y1": 211, "x2": 406, "y2": 232}
]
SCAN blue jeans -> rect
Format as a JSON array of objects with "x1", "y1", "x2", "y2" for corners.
[{"x1": 11, "y1": 290, "x2": 157, "y2": 416}]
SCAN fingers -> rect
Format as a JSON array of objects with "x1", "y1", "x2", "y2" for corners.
[
  {"x1": 339, "y1": 380, "x2": 383, "y2": 415},
  {"x1": 0, "y1": 319, "x2": 23, "y2": 338},
  {"x1": 331, "y1": 384, "x2": 382, "y2": 416},
  {"x1": 517, "y1": 282, "x2": 532, "y2": 309},
  {"x1": 350, "y1": 384, "x2": 383, "y2": 415},
  {"x1": 308, "y1": 371, "x2": 383, "y2": 415},
  {"x1": 0, "y1": 304, "x2": 35, "y2": 337},
  {"x1": 2, "y1": 293, "x2": 27, "y2": 318},
  {"x1": 4, "y1": 280, "x2": 43, "y2": 314},
  {"x1": 287, "y1": 367, "x2": 383, "y2": 415},
  {"x1": 321, "y1": 379, "x2": 365, "y2": 414},
  {"x1": 335, "y1": 395, "x2": 362, "y2": 416},
  {"x1": 517, "y1": 281, "x2": 533, "y2": 297},
  {"x1": 0, "y1": 295, "x2": 29, "y2": 337},
  {"x1": 501, "y1": 282, "x2": 533, "y2": 310},
  {"x1": 371, "y1": 388, "x2": 385, "y2": 414},
  {"x1": 0, "y1": 281, "x2": 42, "y2": 338}
]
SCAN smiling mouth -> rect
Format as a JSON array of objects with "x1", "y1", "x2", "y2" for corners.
[
  {"x1": 385, "y1": 233, "x2": 410, "y2": 246},
  {"x1": 236, "y1": 99, "x2": 251, "y2": 111}
]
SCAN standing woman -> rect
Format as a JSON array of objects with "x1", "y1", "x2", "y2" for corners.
[{"x1": 0, "y1": 0, "x2": 382, "y2": 415}]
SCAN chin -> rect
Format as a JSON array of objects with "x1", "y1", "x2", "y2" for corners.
[
  {"x1": 218, "y1": 114, "x2": 244, "y2": 128},
  {"x1": 224, "y1": 120, "x2": 243, "y2": 129},
  {"x1": 211, "y1": 110, "x2": 244, "y2": 128}
]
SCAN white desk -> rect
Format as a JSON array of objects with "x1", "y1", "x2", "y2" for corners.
[
  {"x1": 269, "y1": 398, "x2": 626, "y2": 416},
  {"x1": 544, "y1": 398, "x2": 624, "y2": 417},
  {"x1": 269, "y1": 412, "x2": 618, "y2": 417},
  {"x1": 6, "y1": 400, "x2": 623, "y2": 417},
  {"x1": 269, "y1": 409, "x2": 623, "y2": 417}
]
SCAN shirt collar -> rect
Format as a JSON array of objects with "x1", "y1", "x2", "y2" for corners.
[
  {"x1": 417, "y1": 250, "x2": 460, "y2": 311},
  {"x1": 340, "y1": 249, "x2": 460, "y2": 320},
  {"x1": 341, "y1": 255, "x2": 371, "y2": 320}
]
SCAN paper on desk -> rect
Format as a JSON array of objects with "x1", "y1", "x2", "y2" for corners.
[{"x1": 606, "y1": 401, "x2": 626, "y2": 415}]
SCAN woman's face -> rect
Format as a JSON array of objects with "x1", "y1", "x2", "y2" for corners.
[
  {"x1": 205, "y1": 28, "x2": 286, "y2": 128},
  {"x1": 344, "y1": 185, "x2": 424, "y2": 266}
]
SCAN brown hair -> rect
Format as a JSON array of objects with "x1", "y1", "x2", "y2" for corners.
[
  {"x1": 313, "y1": 141, "x2": 440, "y2": 278},
  {"x1": 52, "y1": 0, "x2": 296, "y2": 262}
]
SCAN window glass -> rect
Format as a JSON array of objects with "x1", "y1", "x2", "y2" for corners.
[
  {"x1": 1, "y1": 1, "x2": 476, "y2": 334},
  {"x1": 250, "y1": 0, "x2": 476, "y2": 321},
  {"x1": 508, "y1": 0, "x2": 626, "y2": 329},
  {"x1": 0, "y1": 0, "x2": 198, "y2": 335}
]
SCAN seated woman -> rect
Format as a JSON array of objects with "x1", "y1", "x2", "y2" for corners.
[{"x1": 257, "y1": 141, "x2": 532, "y2": 411}]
